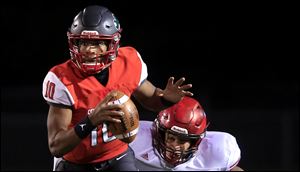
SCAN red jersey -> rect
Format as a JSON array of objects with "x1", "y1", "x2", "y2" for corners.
[{"x1": 42, "y1": 47, "x2": 148, "y2": 164}]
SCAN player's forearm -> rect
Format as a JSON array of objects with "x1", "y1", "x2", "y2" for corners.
[
  {"x1": 48, "y1": 128, "x2": 81, "y2": 158},
  {"x1": 138, "y1": 95, "x2": 164, "y2": 112},
  {"x1": 133, "y1": 80, "x2": 175, "y2": 112},
  {"x1": 137, "y1": 88, "x2": 175, "y2": 112}
]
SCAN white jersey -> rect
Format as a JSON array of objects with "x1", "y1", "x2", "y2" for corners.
[{"x1": 129, "y1": 121, "x2": 241, "y2": 171}]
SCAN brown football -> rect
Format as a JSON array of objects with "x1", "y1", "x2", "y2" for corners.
[{"x1": 108, "y1": 90, "x2": 139, "y2": 143}]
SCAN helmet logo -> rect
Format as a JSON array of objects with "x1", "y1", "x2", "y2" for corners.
[
  {"x1": 141, "y1": 153, "x2": 149, "y2": 160},
  {"x1": 112, "y1": 14, "x2": 120, "y2": 30},
  {"x1": 170, "y1": 126, "x2": 188, "y2": 134},
  {"x1": 81, "y1": 30, "x2": 99, "y2": 35}
]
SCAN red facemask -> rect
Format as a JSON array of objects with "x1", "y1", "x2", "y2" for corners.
[{"x1": 67, "y1": 32, "x2": 121, "y2": 75}]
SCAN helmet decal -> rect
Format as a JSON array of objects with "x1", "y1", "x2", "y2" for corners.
[
  {"x1": 81, "y1": 30, "x2": 99, "y2": 35},
  {"x1": 170, "y1": 126, "x2": 188, "y2": 134},
  {"x1": 112, "y1": 13, "x2": 120, "y2": 30}
]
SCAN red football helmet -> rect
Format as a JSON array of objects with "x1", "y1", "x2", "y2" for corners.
[
  {"x1": 67, "y1": 5, "x2": 122, "y2": 75},
  {"x1": 153, "y1": 97, "x2": 207, "y2": 167}
]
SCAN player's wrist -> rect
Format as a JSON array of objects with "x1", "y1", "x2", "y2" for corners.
[
  {"x1": 87, "y1": 114, "x2": 97, "y2": 126},
  {"x1": 74, "y1": 116, "x2": 96, "y2": 139}
]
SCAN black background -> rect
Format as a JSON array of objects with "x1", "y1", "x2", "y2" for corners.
[{"x1": 1, "y1": 1, "x2": 298, "y2": 171}]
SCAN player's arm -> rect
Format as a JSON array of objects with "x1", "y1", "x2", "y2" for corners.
[
  {"x1": 133, "y1": 79, "x2": 164, "y2": 112},
  {"x1": 133, "y1": 77, "x2": 193, "y2": 112},
  {"x1": 47, "y1": 105, "x2": 81, "y2": 157},
  {"x1": 47, "y1": 92, "x2": 123, "y2": 158}
]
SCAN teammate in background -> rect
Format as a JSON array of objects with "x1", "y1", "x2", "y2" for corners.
[
  {"x1": 130, "y1": 97, "x2": 243, "y2": 171},
  {"x1": 42, "y1": 5, "x2": 193, "y2": 171}
]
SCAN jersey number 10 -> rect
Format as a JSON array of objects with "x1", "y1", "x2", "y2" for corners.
[{"x1": 45, "y1": 81, "x2": 55, "y2": 100}]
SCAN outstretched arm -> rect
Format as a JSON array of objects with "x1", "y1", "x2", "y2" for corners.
[{"x1": 133, "y1": 77, "x2": 193, "y2": 112}]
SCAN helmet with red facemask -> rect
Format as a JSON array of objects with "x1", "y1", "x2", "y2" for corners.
[
  {"x1": 153, "y1": 97, "x2": 207, "y2": 167},
  {"x1": 67, "y1": 5, "x2": 121, "y2": 75}
]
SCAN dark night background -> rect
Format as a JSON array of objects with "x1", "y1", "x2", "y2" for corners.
[{"x1": 1, "y1": 1, "x2": 298, "y2": 171}]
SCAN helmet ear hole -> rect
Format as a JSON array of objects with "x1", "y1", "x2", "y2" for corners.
[{"x1": 162, "y1": 113, "x2": 168, "y2": 120}]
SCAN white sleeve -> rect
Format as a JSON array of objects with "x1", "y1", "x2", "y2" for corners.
[
  {"x1": 42, "y1": 71, "x2": 75, "y2": 106},
  {"x1": 136, "y1": 50, "x2": 148, "y2": 86},
  {"x1": 226, "y1": 133, "x2": 241, "y2": 170},
  {"x1": 130, "y1": 121, "x2": 164, "y2": 170},
  {"x1": 129, "y1": 121, "x2": 153, "y2": 152},
  {"x1": 191, "y1": 131, "x2": 241, "y2": 171}
]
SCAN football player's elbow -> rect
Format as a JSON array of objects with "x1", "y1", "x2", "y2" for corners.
[
  {"x1": 48, "y1": 141, "x2": 64, "y2": 158},
  {"x1": 49, "y1": 147, "x2": 64, "y2": 158}
]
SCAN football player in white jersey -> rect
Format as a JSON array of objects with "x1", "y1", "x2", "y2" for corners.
[{"x1": 129, "y1": 97, "x2": 243, "y2": 171}]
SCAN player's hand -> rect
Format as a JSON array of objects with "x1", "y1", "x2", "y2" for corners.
[
  {"x1": 157, "y1": 77, "x2": 193, "y2": 103},
  {"x1": 88, "y1": 91, "x2": 124, "y2": 126}
]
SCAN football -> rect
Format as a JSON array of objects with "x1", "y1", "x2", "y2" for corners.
[{"x1": 108, "y1": 90, "x2": 139, "y2": 143}]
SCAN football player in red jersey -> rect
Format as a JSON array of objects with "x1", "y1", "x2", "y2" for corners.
[{"x1": 42, "y1": 5, "x2": 193, "y2": 171}]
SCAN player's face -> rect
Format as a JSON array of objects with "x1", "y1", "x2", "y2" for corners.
[
  {"x1": 164, "y1": 132, "x2": 191, "y2": 160},
  {"x1": 79, "y1": 39, "x2": 108, "y2": 64}
]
